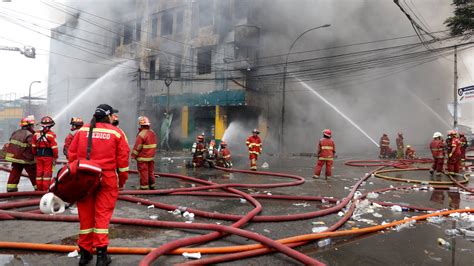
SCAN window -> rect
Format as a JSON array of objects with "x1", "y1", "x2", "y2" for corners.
[
  {"x1": 136, "y1": 21, "x2": 141, "y2": 41},
  {"x1": 176, "y1": 10, "x2": 184, "y2": 34},
  {"x1": 234, "y1": 0, "x2": 248, "y2": 19},
  {"x1": 197, "y1": 49, "x2": 212, "y2": 75},
  {"x1": 199, "y1": 0, "x2": 213, "y2": 27},
  {"x1": 151, "y1": 16, "x2": 158, "y2": 38},
  {"x1": 123, "y1": 22, "x2": 133, "y2": 45},
  {"x1": 161, "y1": 11, "x2": 173, "y2": 36},
  {"x1": 174, "y1": 57, "x2": 182, "y2": 78},
  {"x1": 149, "y1": 59, "x2": 156, "y2": 80},
  {"x1": 158, "y1": 57, "x2": 169, "y2": 79}
]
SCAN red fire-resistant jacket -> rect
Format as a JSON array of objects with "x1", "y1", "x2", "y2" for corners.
[
  {"x1": 63, "y1": 131, "x2": 77, "y2": 158},
  {"x1": 396, "y1": 136, "x2": 404, "y2": 149},
  {"x1": 131, "y1": 128, "x2": 157, "y2": 162},
  {"x1": 219, "y1": 148, "x2": 231, "y2": 161},
  {"x1": 430, "y1": 139, "x2": 445, "y2": 159},
  {"x1": 405, "y1": 147, "x2": 417, "y2": 159},
  {"x1": 380, "y1": 135, "x2": 390, "y2": 147},
  {"x1": 318, "y1": 138, "x2": 336, "y2": 160},
  {"x1": 4, "y1": 128, "x2": 35, "y2": 164},
  {"x1": 448, "y1": 137, "x2": 462, "y2": 158},
  {"x1": 32, "y1": 129, "x2": 58, "y2": 158},
  {"x1": 68, "y1": 123, "x2": 130, "y2": 187},
  {"x1": 246, "y1": 135, "x2": 262, "y2": 154}
]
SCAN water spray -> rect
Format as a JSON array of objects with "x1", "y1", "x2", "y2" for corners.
[
  {"x1": 407, "y1": 91, "x2": 451, "y2": 129},
  {"x1": 294, "y1": 77, "x2": 380, "y2": 148}
]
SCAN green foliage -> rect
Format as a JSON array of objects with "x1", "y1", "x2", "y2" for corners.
[{"x1": 444, "y1": 0, "x2": 474, "y2": 36}]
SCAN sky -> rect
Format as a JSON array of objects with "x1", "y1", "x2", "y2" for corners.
[{"x1": 0, "y1": 0, "x2": 57, "y2": 100}]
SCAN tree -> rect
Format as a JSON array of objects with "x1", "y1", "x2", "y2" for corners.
[{"x1": 444, "y1": 0, "x2": 474, "y2": 36}]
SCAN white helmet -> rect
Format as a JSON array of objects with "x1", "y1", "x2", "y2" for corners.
[
  {"x1": 39, "y1": 192, "x2": 66, "y2": 214},
  {"x1": 433, "y1": 132, "x2": 443, "y2": 139}
]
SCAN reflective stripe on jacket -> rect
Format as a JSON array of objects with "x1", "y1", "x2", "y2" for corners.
[
  {"x1": 246, "y1": 135, "x2": 262, "y2": 154},
  {"x1": 131, "y1": 128, "x2": 157, "y2": 162},
  {"x1": 32, "y1": 129, "x2": 58, "y2": 158},
  {"x1": 5, "y1": 128, "x2": 35, "y2": 164},
  {"x1": 318, "y1": 138, "x2": 335, "y2": 160}
]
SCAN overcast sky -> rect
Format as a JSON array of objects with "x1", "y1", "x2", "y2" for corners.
[{"x1": 0, "y1": 0, "x2": 58, "y2": 100}]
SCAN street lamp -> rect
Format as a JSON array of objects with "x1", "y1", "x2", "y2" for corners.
[
  {"x1": 279, "y1": 24, "x2": 330, "y2": 155},
  {"x1": 28, "y1": 80, "x2": 41, "y2": 114}
]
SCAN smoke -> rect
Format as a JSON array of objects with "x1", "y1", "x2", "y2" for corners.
[{"x1": 252, "y1": 0, "x2": 459, "y2": 154}]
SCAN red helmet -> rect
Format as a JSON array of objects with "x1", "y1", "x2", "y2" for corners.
[
  {"x1": 459, "y1": 131, "x2": 465, "y2": 136},
  {"x1": 323, "y1": 129, "x2": 332, "y2": 137},
  {"x1": 40, "y1": 116, "x2": 55, "y2": 127},
  {"x1": 448, "y1": 130, "x2": 457, "y2": 136},
  {"x1": 220, "y1": 141, "x2": 227, "y2": 147},
  {"x1": 197, "y1": 135, "x2": 204, "y2": 141},
  {"x1": 19, "y1": 115, "x2": 35, "y2": 126},
  {"x1": 138, "y1": 116, "x2": 151, "y2": 126},
  {"x1": 70, "y1": 117, "x2": 84, "y2": 127}
]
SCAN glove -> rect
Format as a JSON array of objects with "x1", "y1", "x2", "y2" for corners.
[{"x1": 118, "y1": 171, "x2": 128, "y2": 189}]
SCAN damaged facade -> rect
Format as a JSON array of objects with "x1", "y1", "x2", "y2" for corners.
[{"x1": 114, "y1": 0, "x2": 268, "y2": 149}]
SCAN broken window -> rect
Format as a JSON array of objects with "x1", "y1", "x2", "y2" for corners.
[
  {"x1": 174, "y1": 57, "x2": 182, "y2": 78},
  {"x1": 151, "y1": 15, "x2": 158, "y2": 38},
  {"x1": 123, "y1": 22, "x2": 133, "y2": 45},
  {"x1": 161, "y1": 10, "x2": 173, "y2": 36},
  {"x1": 149, "y1": 58, "x2": 156, "y2": 80},
  {"x1": 197, "y1": 49, "x2": 212, "y2": 75},
  {"x1": 158, "y1": 57, "x2": 169, "y2": 79},
  {"x1": 176, "y1": 10, "x2": 184, "y2": 34},
  {"x1": 199, "y1": 0, "x2": 213, "y2": 27},
  {"x1": 136, "y1": 21, "x2": 141, "y2": 41}
]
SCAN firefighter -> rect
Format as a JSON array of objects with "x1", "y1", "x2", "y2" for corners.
[
  {"x1": 205, "y1": 140, "x2": 218, "y2": 167},
  {"x1": 379, "y1": 133, "x2": 390, "y2": 159},
  {"x1": 63, "y1": 117, "x2": 84, "y2": 159},
  {"x1": 68, "y1": 104, "x2": 129, "y2": 266},
  {"x1": 191, "y1": 135, "x2": 206, "y2": 167},
  {"x1": 447, "y1": 130, "x2": 462, "y2": 175},
  {"x1": 131, "y1": 116, "x2": 158, "y2": 190},
  {"x1": 32, "y1": 116, "x2": 58, "y2": 192},
  {"x1": 429, "y1": 132, "x2": 445, "y2": 176},
  {"x1": 459, "y1": 132, "x2": 468, "y2": 170},
  {"x1": 405, "y1": 145, "x2": 417, "y2": 159},
  {"x1": 246, "y1": 129, "x2": 262, "y2": 171},
  {"x1": 396, "y1": 132, "x2": 404, "y2": 159},
  {"x1": 216, "y1": 141, "x2": 232, "y2": 168},
  {"x1": 313, "y1": 129, "x2": 336, "y2": 179},
  {"x1": 4, "y1": 115, "x2": 37, "y2": 192}
]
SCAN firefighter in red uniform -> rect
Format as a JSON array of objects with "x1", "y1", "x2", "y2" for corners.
[
  {"x1": 246, "y1": 129, "x2": 262, "y2": 171},
  {"x1": 405, "y1": 145, "x2": 417, "y2": 159},
  {"x1": 68, "y1": 104, "x2": 129, "y2": 266},
  {"x1": 216, "y1": 141, "x2": 232, "y2": 168},
  {"x1": 32, "y1": 116, "x2": 58, "y2": 191},
  {"x1": 4, "y1": 116, "x2": 37, "y2": 192},
  {"x1": 63, "y1": 117, "x2": 84, "y2": 159},
  {"x1": 396, "y1": 132, "x2": 404, "y2": 159},
  {"x1": 191, "y1": 135, "x2": 206, "y2": 167},
  {"x1": 313, "y1": 129, "x2": 336, "y2": 179},
  {"x1": 459, "y1": 132, "x2": 468, "y2": 170},
  {"x1": 447, "y1": 130, "x2": 462, "y2": 175},
  {"x1": 379, "y1": 133, "x2": 390, "y2": 159},
  {"x1": 131, "y1": 116, "x2": 157, "y2": 190},
  {"x1": 429, "y1": 132, "x2": 445, "y2": 176}
]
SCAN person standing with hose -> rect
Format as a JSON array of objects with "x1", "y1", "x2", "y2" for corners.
[
  {"x1": 313, "y1": 129, "x2": 336, "y2": 180},
  {"x1": 131, "y1": 116, "x2": 158, "y2": 190},
  {"x1": 429, "y1": 132, "x2": 445, "y2": 176},
  {"x1": 246, "y1": 129, "x2": 262, "y2": 171},
  {"x1": 68, "y1": 104, "x2": 129, "y2": 266},
  {"x1": 4, "y1": 115, "x2": 37, "y2": 192},
  {"x1": 32, "y1": 116, "x2": 58, "y2": 191}
]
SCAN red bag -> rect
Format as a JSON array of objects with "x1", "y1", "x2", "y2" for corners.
[{"x1": 49, "y1": 159, "x2": 102, "y2": 204}]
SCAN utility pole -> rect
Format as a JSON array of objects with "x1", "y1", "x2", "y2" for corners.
[
  {"x1": 137, "y1": 68, "x2": 145, "y2": 117},
  {"x1": 453, "y1": 45, "x2": 458, "y2": 129}
]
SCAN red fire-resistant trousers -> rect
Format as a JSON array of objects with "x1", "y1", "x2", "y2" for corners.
[
  {"x1": 249, "y1": 153, "x2": 258, "y2": 170},
  {"x1": 137, "y1": 161, "x2": 156, "y2": 190},
  {"x1": 7, "y1": 163, "x2": 36, "y2": 192},
  {"x1": 447, "y1": 156, "x2": 461, "y2": 174},
  {"x1": 77, "y1": 170, "x2": 118, "y2": 252},
  {"x1": 36, "y1": 156, "x2": 54, "y2": 191},
  {"x1": 314, "y1": 159, "x2": 333, "y2": 177},
  {"x1": 432, "y1": 158, "x2": 444, "y2": 172}
]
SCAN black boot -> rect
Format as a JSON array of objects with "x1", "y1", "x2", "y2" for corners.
[
  {"x1": 78, "y1": 246, "x2": 93, "y2": 266},
  {"x1": 96, "y1": 246, "x2": 111, "y2": 266}
]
